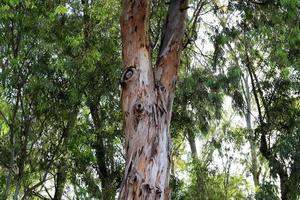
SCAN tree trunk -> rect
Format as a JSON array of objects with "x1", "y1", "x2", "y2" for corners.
[
  {"x1": 243, "y1": 73, "x2": 260, "y2": 188},
  {"x1": 82, "y1": 169, "x2": 102, "y2": 199},
  {"x1": 187, "y1": 133, "x2": 207, "y2": 200},
  {"x1": 13, "y1": 117, "x2": 31, "y2": 200},
  {"x1": 89, "y1": 102, "x2": 117, "y2": 199},
  {"x1": 245, "y1": 40, "x2": 292, "y2": 200},
  {"x1": 118, "y1": 0, "x2": 188, "y2": 199},
  {"x1": 280, "y1": 174, "x2": 290, "y2": 200},
  {"x1": 53, "y1": 111, "x2": 78, "y2": 200},
  {"x1": 187, "y1": 133, "x2": 198, "y2": 158},
  {"x1": 53, "y1": 164, "x2": 67, "y2": 200}
]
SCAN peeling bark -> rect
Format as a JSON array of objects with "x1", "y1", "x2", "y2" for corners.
[{"x1": 119, "y1": 0, "x2": 188, "y2": 199}]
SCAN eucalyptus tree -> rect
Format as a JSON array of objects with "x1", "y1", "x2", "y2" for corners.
[
  {"x1": 238, "y1": 2, "x2": 299, "y2": 199},
  {"x1": 118, "y1": 0, "x2": 189, "y2": 198},
  {"x1": 216, "y1": 0, "x2": 300, "y2": 199}
]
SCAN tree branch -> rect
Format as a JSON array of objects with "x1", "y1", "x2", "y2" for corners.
[
  {"x1": 249, "y1": 0, "x2": 270, "y2": 5},
  {"x1": 155, "y1": 0, "x2": 189, "y2": 89},
  {"x1": 0, "y1": 109, "x2": 9, "y2": 125}
]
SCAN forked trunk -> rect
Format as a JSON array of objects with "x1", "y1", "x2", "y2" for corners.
[{"x1": 118, "y1": 0, "x2": 188, "y2": 199}]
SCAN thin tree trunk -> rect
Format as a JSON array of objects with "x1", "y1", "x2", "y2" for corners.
[
  {"x1": 13, "y1": 116, "x2": 31, "y2": 200},
  {"x1": 89, "y1": 102, "x2": 116, "y2": 199},
  {"x1": 82, "y1": 169, "x2": 102, "y2": 199},
  {"x1": 224, "y1": 156, "x2": 231, "y2": 199},
  {"x1": 187, "y1": 133, "x2": 198, "y2": 158},
  {"x1": 83, "y1": 0, "x2": 117, "y2": 197},
  {"x1": 53, "y1": 164, "x2": 67, "y2": 200},
  {"x1": 183, "y1": 95, "x2": 205, "y2": 199},
  {"x1": 244, "y1": 33, "x2": 292, "y2": 200},
  {"x1": 3, "y1": 65, "x2": 22, "y2": 200},
  {"x1": 52, "y1": 112, "x2": 78, "y2": 200},
  {"x1": 95, "y1": 138, "x2": 115, "y2": 200},
  {"x1": 3, "y1": 96, "x2": 19, "y2": 199},
  {"x1": 118, "y1": 0, "x2": 188, "y2": 199},
  {"x1": 243, "y1": 73, "x2": 260, "y2": 188},
  {"x1": 187, "y1": 133, "x2": 207, "y2": 200},
  {"x1": 279, "y1": 174, "x2": 290, "y2": 200}
]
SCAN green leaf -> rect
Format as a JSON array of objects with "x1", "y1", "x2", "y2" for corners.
[{"x1": 55, "y1": 5, "x2": 67, "y2": 15}]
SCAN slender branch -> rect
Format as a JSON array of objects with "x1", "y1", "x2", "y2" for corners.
[
  {"x1": 0, "y1": 109, "x2": 9, "y2": 125},
  {"x1": 249, "y1": 0, "x2": 270, "y2": 5},
  {"x1": 3, "y1": 85, "x2": 21, "y2": 199},
  {"x1": 183, "y1": 0, "x2": 205, "y2": 50}
]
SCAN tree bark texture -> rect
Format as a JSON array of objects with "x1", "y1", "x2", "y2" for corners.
[{"x1": 118, "y1": 0, "x2": 188, "y2": 199}]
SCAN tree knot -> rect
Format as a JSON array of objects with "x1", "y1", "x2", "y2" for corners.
[
  {"x1": 135, "y1": 102, "x2": 144, "y2": 113},
  {"x1": 134, "y1": 100, "x2": 146, "y2": 118},
  {"x1": 120, "y1": 66, "x2": 137, "y2": 87},
  {"x1": 142, "y1": 183, "x2": 154, "y2": 193}
]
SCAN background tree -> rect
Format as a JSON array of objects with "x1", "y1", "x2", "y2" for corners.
[{"x1": 0, "y1": 0, "x2": 123, "y2": 199}]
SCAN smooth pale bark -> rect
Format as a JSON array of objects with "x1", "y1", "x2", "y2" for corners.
[
  {"x1": 119, "y1": 0, "x2": 188, "y2": 199},
  {"x1": 243, "y1": 73, "x2": 260, "y2": 188}
]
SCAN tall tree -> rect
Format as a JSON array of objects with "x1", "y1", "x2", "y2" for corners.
[
  {"x1": 214, "y1": 1, "x2": 300, "y2": 198},
  {"x1": 118, "y1": 0, "x2": 188, "y2": 199}
]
